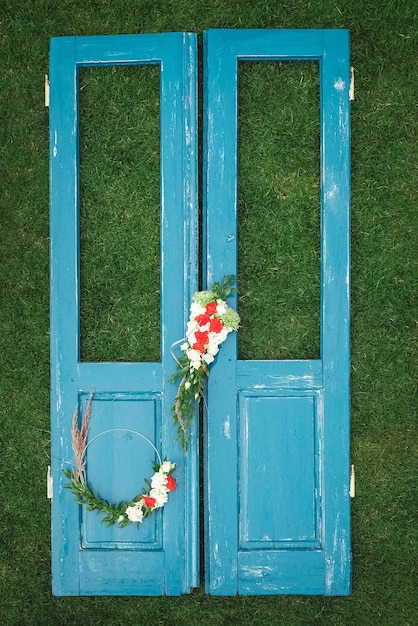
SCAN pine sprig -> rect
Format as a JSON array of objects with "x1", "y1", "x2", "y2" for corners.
[{"x1": 63, "y1": 468, "x2": 142, "y2": 527}]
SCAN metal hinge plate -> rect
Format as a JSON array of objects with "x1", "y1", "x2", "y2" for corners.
[
  {"x1": 349, "y1": 66, "x2": 354, "y2": 101},
  {"x1": 47, "y1": 465, "x2": 53, "y2": 499},
  {"x1": 350, "y1": 464, "x2": 355, "y2": 497},
  {"x1": 45, "y1": 74, "x2": 50, "y2": 107}
]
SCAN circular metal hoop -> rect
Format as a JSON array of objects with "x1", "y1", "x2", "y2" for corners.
[{"x1": 84, "y1": 428, "x2": 162, "y2": 466}]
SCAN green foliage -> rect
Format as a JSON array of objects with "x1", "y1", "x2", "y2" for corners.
[
  {"x1": 1, "y1": 1, "x2": 417, "y2": 624},
  {"x1": 62, "y1": 469, "x2": 134, "y2": 527},
  {"x1": 209, "y1": 275, "x2": 237, "y2": 302},
  {"x1": 170, "y1": 353, "x2": 206, "y2": 452}
]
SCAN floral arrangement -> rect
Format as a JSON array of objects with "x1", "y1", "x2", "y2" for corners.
[
  {"x1": 170, "y1": 275, "x2": 240, "y2": 451},
  {"x1": 63, "y1": 392, "x2": 176, "y2": 527}
]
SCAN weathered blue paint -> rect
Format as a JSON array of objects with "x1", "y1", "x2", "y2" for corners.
[
  {"x1": 203, "y1": 29, "x2": 351, "y2": 595},
  {"x1": 50, "y1": 33, "x2": 198, "y2": 596}
]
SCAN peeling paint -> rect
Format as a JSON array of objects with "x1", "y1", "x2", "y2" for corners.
[
  {"x1": 334, "y1": 77, "x2": 345, "y2": 91},
  {"x1": 325, "y1": 182, "x2": 338, "y2": 200},
  {"x1": 213, "y1": 542, "x2": 222, "y2": 567},
  {"x1": 241, "y1": 565, "x2": 274, "y2": 578},
  {"x1": 223, "y1": 415, "x2": 231, "y2": 438},
  {"x1": 53, "y1": 130, "x2": 58, "y2": 157}
]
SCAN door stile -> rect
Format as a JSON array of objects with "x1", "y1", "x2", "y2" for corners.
[
  {"x1": 159, "y1": 33, "x2": 200, "y2": 593},
  {"x1": 319, "y1": 30, "x2": 351, "y2": 594},
  {"x1": 202, "y1": 31, "x2": 239, "y2": 595},
  {"x1": 50, "y1": 37, "x2": 81, "y2": 595}
]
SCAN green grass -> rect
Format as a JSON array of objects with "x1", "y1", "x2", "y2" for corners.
[
  {"x1": 79, "y1": 65, "x2": 161, "y2": 362},
  {"x1": 238, "y1": 60, "x2": 320, "y2": 360},
  {"x1": 1, "y1": 0, "x2": 417, "y2": 624}
]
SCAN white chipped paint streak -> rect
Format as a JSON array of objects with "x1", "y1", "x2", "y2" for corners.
[
  {"x1": 253, "y1": 373, "x2": 319, "y2": 388},
  {"x1": 210, "y1": 542, "x2": 224, "y2": 590},
  {"x1": 241, "y1": 565, "x2": 274, "y2": 578},
  {"x1": 213, "y1": 542, "x2": 222, "y2": 567},
  {"x1": 325, "y1": 182, "x2": 338, "y2": 200},
  {"x1": 223, "y1": 415, "x2": 231, "y2": 438},
  {"x1": 325, "y1": 510, "x2": 349, "y2": 593},
  {"x1": 334, "y1": 78, "x2": 345, "y2": 91}
]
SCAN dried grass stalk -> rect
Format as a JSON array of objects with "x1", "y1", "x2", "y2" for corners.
[{"x1": 71, "y1": 391, "x2": 93, "y2": 482}]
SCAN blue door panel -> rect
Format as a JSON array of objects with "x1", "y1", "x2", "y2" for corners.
[
  {"x1": 203, "y1": 29, "x2": 351, "y2": 596},
  {"x1": 50, "y1": 33, "x2": 198, "y2": 596},
  {"x1": 81, "y1": 394, "x2": 162, "y2": 549},
  {"x1": 239, "y1": 393, "x2": 320, "y2": 548}
]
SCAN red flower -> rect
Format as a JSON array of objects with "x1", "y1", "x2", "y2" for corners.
[
  {"x1": 205, "y1": 301, "x2": 218, "y2": 315},
  {"x1": 166, "y1": 475, "x2": 176, "y2": 492},
  {"x1": 195, "y1": 330, "x2": 209, "y2": 342},
  {"x1": 143, "y1": 496, "x2": 156, "y2": 509},
  {"x1": 192, "y1": 330, "x2": 209, "y2": 353},
  {"x1": 195, "y1": 312, "x2": 211, "y2": 326},
  {"x1": 209, "y1": 317, "x2": 224, "y2": 333}
]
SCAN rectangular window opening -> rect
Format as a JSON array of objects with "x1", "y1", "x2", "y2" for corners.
[
  {"x1": 238, "y1": 61, "x2": 320, "y2": 361},
  {"x1": 79, "y1": 65, "x2": 161, "y2": 362}
]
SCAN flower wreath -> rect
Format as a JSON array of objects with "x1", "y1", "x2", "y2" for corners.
[
  {"x1": 170, "y1": 275, "x2": 240, "y2": 451},
  {"x1": 64, "y1": 393, "x2": 176, "y2": 527}
]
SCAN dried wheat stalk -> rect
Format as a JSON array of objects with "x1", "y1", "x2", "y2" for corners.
[{"x1": 71, "y1": 391, "x2": 93, "y2": 482}]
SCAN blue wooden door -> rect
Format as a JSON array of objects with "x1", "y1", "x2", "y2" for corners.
[
  {"x1": 50, "y1": 33, "x2": 198, "y2": 595},
  {"x1": 203, "y1": 29, "x2": 351, "y2": 595}
]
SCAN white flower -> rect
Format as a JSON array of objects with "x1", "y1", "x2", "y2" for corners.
[
  {"x1": 216, "y1": 299, "x2": 227, "y2": 315},
  {"x1": 217, "y1": 328, "x2": 229, "y2": 343},
  {"x1": 206, "y1": 340, "x2": 220, "y2": 356},
  {"x1": 203, "y1": 353, "x2": 215, "y2": 364},
  {"x1": 186, "y1": 331, "x2": 196, "y2": 346},
  {"x1": 180, "y1": 342, "x2": 189, "y2": 351},
  {"x1": 186, "y1": 321, "x2": 198, "y2": 337},
  {"x1": 160, "y1": 460, "x2": 175, "y2": 474},
  {"x1": 151, "y1": 471, "x2": 168, "y2": 489},
  {"x1": 150, "y1": 487, "x2": 169, "y2": 508},
  {"x1": 126, "y1": 500, "x2": 144, "y2": 523},
  {"x1": 190, "y1": 302, "x2": 205, "y2": 317},
  {"x1": 187, "y1": 348, "x2": 203, "y2": 369},
  {"x1": 184, "y1": 381, "x2": 191, "y2": 390},
  {"x1": 187, "y1": 319, "x2": 198, "y2": 331}
]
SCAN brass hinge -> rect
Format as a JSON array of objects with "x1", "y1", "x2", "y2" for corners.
[
  {"x1": 47, "y1": 465, "x2": 53, "y2": 499},
  {"x1": 45, "y1": 74, "x2": 50, "y2": 107},
  {"x1": 350, "y1": 464, "x2": 355, "y2": 498},
  {"x1": 349, "y1": 66, "x2": 354, "y2": 101}
]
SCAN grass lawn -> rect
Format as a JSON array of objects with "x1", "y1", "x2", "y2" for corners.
[{"x1": 1, "y1": 1, "x2": 417, "y2": 624}]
